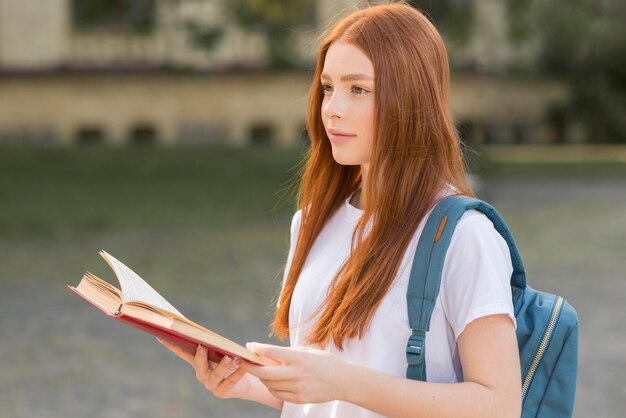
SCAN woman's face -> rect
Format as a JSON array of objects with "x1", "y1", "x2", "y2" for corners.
[{"x1": 321, "y1": 42, "x2": 376, "y2": 169}]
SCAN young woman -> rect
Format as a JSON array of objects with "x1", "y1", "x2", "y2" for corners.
[{"x1": 161, "y1": 3, "x2": 521, "y2": 417}]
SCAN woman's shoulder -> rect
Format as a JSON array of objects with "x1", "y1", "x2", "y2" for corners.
[
  {"x1": 452, "y1": 209, "x2": 506, "y2": 248},
  {"x1": 287, "y1": 210, "x2": 303, "y2": 246},
  {"x1": 290, "y1": 209, "x2": 302, "y2": 232},
  {"x1": 435, "y1": 187, "x2": 501, "y2": 239},
  {"x1": 440, "y1": 206, "x2": 513, "y2": 292},
  {"x1": 438, "y1": 208, "x2": 516, "y2": 339},
  {"x1": 455, "y1": 209, "x2": 495, "y2": 232}
]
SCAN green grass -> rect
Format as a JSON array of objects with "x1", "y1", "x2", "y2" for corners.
[
  {"x1": 472, "y1": 159, "x2": 626, "y2": 178},
  {"x1": 0, "y1": 145, "x2": 304, "y2": 239},
  {"x1": 468, "y1": 144, "x2": 626, "y2": 178},
  {"x1": 0, "y1": 145, "x2": 307, "y2": 333},
  {"x1": 2, "y1": 144, "x2": 624, "y2": 239}
]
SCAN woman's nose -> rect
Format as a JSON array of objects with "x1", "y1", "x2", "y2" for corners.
[{"x1": 323, "y1": 92, "x2": 344, "y2": 120}]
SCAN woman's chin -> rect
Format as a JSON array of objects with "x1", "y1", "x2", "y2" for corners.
[{"x1": 331, "y1": 154, "x2": 361, "y2": 167}]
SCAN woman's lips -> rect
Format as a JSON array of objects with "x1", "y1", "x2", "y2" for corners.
[{"x1": 327, "y1": 129, "x2": 356, "y2": 143}]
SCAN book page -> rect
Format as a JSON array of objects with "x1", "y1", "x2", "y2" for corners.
[{"x1": 100, "y1": 250, "x2": 185, "y2": 318}]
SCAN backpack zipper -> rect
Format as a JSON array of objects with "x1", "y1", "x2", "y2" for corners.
[{"x1": 521, "y1": 296, "x2": 564, "y2": 402}]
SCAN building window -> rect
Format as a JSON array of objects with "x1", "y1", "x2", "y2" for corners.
[
  {"x1": 129, "y1": 124, "x2": 158, "y2": 145},
  {"x1": 512, "y1": 122, "x2": 531, "y2": 144},
  {"x1": 457, "y1": 120, "x2": 475, "y2": 146},
  {"x1": 71, "y1": 0, "x2": 157, "y2": 34},
  {"x1": 76, "y1": 126, "x2": 106, "y2": 145},
  {"x1": 480, "y1": 122, "x2": 497, "y2": 144},
  {"x1": 249, "y1": 124, "x2": 274, "y2": 145}
]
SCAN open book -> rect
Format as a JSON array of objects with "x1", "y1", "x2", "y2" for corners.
[{"x1": 68, "y1": 250, "x2": 275, "y2": 366}]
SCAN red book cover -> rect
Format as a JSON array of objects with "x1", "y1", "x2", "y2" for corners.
[{"x1": 68, "y1": 284, "x2": 274, "y2": 366}]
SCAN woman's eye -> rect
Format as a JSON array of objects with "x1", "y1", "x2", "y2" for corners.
[
  {"x1": 321, "y1": 84, "x2": 333, "y2": 94},
  {"x1": 352, "y1": 86, "x2": 368, "y2": 95}
]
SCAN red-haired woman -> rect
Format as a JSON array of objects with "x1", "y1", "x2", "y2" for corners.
[{"x1": 161, "y1": 3, "x2": 522, "y2": 417}]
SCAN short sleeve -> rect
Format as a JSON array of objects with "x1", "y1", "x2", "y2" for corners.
[
  {"x1": 277, "y1": 210, "x2": 302, "y2": 307},
  {"x1": 439, "y1": 210, "x2": 516, "y2": 341}
]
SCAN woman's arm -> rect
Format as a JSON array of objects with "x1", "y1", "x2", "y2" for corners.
[
  {"x1": 243, "y1": 313, "x2": 520, "y2": 418},
  {"x1": 345, "y1": 314, "x2": 521, "y2": 418},
  {"x1": 158, "y1": 339, "x2": 283, "y2": 410}
]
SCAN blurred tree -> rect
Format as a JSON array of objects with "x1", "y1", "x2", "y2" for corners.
[
  {"x1": 71, "y1": 0, "x2": 156, "y2": 34},
  {"x1": 505, "y1": 0, "x2": 533, "y2": 44},
  {"x1": 184, "y1": 20, "x2": 224, "y2": 52},
  {"x1": 224, "y1": 0, "x2": 316, "y2": 68},
  {"x1": 507, "y1": 0, "x2": 626, "y2": 143},
  {"x1": 408, "y1": 0, "x2": 475, "y2": 47}
]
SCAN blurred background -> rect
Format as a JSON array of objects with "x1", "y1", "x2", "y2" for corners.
[{"x1": 0, "y1": 0, "x2": 624, "y2": 417}]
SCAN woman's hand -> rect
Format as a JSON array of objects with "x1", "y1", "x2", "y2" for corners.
[
  {"x1": 158, "y1": 338, "x2": 255, "y2": 400},
  {"x1": 241, "y1": 342, "x2": 352, "y2": 404}
]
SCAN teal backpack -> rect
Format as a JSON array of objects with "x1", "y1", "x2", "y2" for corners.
[{"x1": 405, "y1": 196, "x2": 578, "y2": 417}]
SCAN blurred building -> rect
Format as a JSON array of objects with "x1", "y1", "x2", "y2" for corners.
[{"x1": 0, "y1": 0, "x2": 570, "y2": 146}]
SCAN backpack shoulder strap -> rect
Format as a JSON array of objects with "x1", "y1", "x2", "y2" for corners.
[{"x1": 406, "y1": 195, "x2": 527, "y2": 381}]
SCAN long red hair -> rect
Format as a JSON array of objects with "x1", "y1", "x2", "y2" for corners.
[{"x1": 272, "y1": 3, "x2": 474, "y2": 349}]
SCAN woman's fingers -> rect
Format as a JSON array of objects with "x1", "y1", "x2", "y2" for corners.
[
  {"x1": 160, "y1": 340, "x2": 250, "y2": 399},
  {"x1": 158, "y1": 338, "x2": 196, "y2": 366},
  {"x1": 214, "y1": 366, "x2": 247, "y2": 397},
  {"x1": 242, "y1": 361, "x2": 294, "y2": 381},
  {"x1": 224, "y1": 365, "x2": 247, "y2": 383},
  {"x1": 194, "y1": 345, "x2": 213, "y2": 383},
  {"x1": 195, "y1": 346, "x2": 241, "y2": 389}
]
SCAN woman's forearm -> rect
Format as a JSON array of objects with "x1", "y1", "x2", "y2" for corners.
[{"x1": 341, "y1": 362, "x2": 518, "y2": 418}]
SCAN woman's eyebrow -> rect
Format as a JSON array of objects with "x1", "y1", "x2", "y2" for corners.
[
  {"x1": 320, "y1": 73, "x2": 374, "y2": 82},
  {"x1": 340, "y1": 73, "x2": 374, "y2": 82}
]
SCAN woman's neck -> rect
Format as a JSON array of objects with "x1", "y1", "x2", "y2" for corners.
[
  {"x1": 351, "y1": 164, "x2": 369, "y2": 210},
  {"x1": 350, "y1": 186, "x2": 364, "y2": 210}
]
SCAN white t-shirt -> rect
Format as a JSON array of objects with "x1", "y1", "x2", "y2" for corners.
[{"x1": 279, "y1": 194, "x2": 515, "y2": 418}]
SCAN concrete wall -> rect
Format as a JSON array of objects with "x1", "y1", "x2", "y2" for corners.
[
  {"x1": 0, "y1": 72, "x2": 567, "y2": 146},
  {"x1": 0, "y1": 0, "x2": 67, "y2": 68},
  {"x1": 0, "y1": 72, "x2": 312, "y2": 145},
  {"x1": 0, "y1": 0, "x2": 295, "y2": 71}
]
